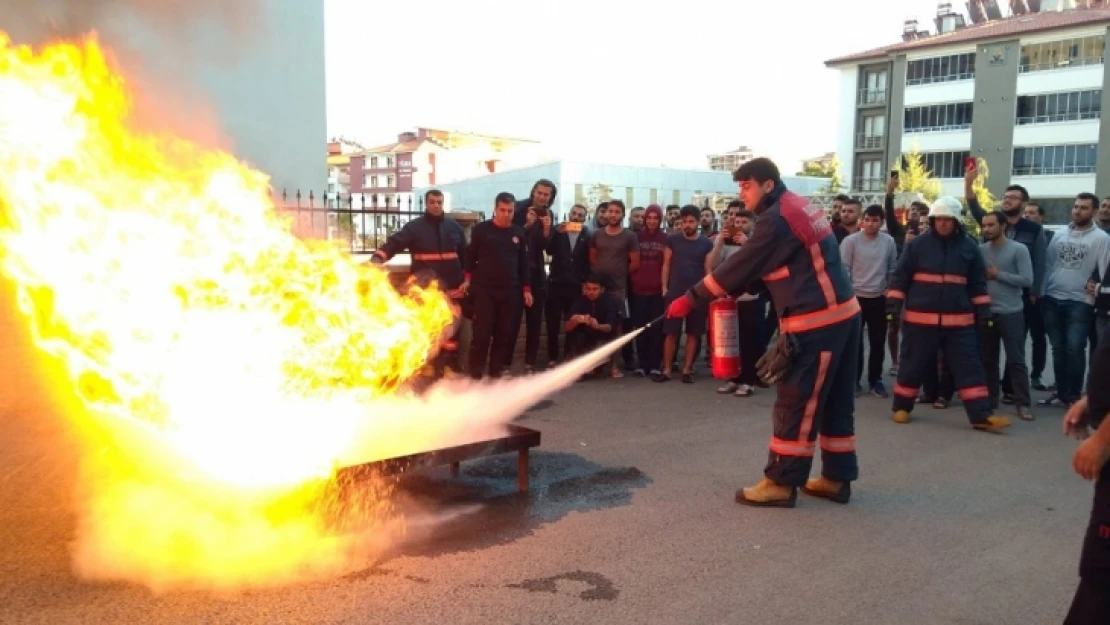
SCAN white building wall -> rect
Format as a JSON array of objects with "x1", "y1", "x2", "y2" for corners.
[
  {"x1": 903, "y1": 80, "x2": 976, "y2": 107},
  {"x1": 836, "y1": 67, "x2": 858, "y2": 186},
  {"x1": 902, "y1": 130, "x2": 973, "y2": 153},
  {"x1": 1016, "y1": 64, "x2": 1105, "y2": 95},
  {"x1": 1012, "y1": 120, "x2": 1101, "y2": 146},
  {"x1": 1012, "y1": 174, "x2": 1098, "y2": 197}
]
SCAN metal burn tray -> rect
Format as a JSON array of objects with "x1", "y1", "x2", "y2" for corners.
[{"x1": 337, "y1": 425, "x2": 542, "y2": 493}]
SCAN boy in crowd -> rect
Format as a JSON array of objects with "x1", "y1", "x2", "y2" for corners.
[
  {"x1": 655, "y1": 205, "x2": 713, "y2": 384},
  {"x1": 564, "y1": 274, "x2": 617, "y2": 377}
]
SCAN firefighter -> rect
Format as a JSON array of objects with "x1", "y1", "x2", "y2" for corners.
[
  {"x1": 666, "y1": 157, "x2": 862, "y2": 508},
  {"x1": 371, "y1": 189, "x2": 467, "y2": 378},
  {"x1": 885, "y1": 196, "x2": 1010, "y2": 433}
]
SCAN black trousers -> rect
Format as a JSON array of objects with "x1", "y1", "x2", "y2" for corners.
[
  {"x1": 629, "y1": 293, "x2": 664, "y2": 372},
  {"x1": 545, "y1": 283, "x2": 579, "y2": 364},
  {"x1": 736, "y1": 299, "x2": 763, "y2": 385},
  {"x1": 765, "y1": 313, "x2": 861, "y2": 487},
  {"x1": 761, "y1": 293, "x2": 778, "y2": 351},
  {"x1": 856, "y1": 296, "x2": 887, "y2": 387},
  {"x1": 469, "y1": 287, "x2": 523, "y2": 379},
  {"x1": 565, "y1": 326, "x2": 606, "y2": 359},
  {"x1": 1065, "y1": 463, "x2": 1110, "y2": 624},
  {"x1": 893, "y1": 325, "x2": 990, "y2": 423},
  {"x1": 505, "y1": 289, "x2": 545, "y2": 369}
]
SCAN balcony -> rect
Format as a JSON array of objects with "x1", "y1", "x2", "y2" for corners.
[
  {"x1": 855, "y1": 134, "x2": 885, "y2": 150},
  {"x1": 858, "y1": 88, "x2": 887, "y2": 107},
  {"x1": 1016, "y1": 110, "x2": 1101, "y2": 125},
  {"x1": 854, "y1": 177, "x2": 884, "y2": 192}
]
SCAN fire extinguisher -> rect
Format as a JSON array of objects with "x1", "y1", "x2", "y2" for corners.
[{"x1": 708, "y1": 298, "x2": 740, "y2": 380}]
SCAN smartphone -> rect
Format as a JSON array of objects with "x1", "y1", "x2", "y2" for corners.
[
  {"x1": 964, "y1": 156, "x2": 976, "y2": 171},
  {"x1": 890, "y1": 169, "x2": 900, "y2": 180}
]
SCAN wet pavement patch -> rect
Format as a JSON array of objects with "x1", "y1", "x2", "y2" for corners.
[
  {"x1": 362, "y1": 452, "x2": 651, "y2": 563},
  {"x1": 507, "y1": 570, "x2": 618, "y2": 601}
]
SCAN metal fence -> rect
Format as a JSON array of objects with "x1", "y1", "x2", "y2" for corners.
[{"x1": 272, "y1": 190, "x2": 430, "y2": 254}]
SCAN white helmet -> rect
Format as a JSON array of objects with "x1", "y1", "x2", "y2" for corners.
[{"x1": 929, "y1": 195, "x2": 963, "y2": 219}]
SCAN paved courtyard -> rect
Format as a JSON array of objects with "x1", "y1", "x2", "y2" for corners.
[{"x1": 0, "y1": 282, "x2": 1093, "y2": 624}]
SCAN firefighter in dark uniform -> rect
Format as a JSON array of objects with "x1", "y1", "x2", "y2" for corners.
[
  {"x1": 371, "y1": 189, "x2": 467, "y2": 378},
  {"x1": 885, "y1": 196, "x2": 1010, "y2": 432},
  {"x1": 666, "y1": 158, "x2": 862, "y2": 508},
  {"x1": 1062, "y1": 332, "x2": 1110, "y2": 623}
]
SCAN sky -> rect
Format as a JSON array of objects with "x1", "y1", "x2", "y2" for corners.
[{"x1": 324, "y1": 0, "x2": 948, "y2": 174}]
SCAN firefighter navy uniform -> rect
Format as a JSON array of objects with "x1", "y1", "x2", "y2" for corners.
[
  {"x1": 372, "y1": 212, "x2": 467, "y2": 377},
  {"x1": 681, "y1": 181, "x2": 862, "y2": 507},
  {"x1": 885, "y1": 196, "x2": 1010, "y2": 433}
]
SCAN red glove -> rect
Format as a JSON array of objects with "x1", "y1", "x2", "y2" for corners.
[{"x1": 666, "y1": 294, "x2": 694, "y2": 319}]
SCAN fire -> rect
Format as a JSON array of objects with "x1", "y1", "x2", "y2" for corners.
[{"x1": 0, "y1": 32, "x2": 454, "y2": 589}]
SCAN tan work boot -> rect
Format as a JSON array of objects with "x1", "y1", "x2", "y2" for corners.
[
  {"x1": 973, "y1": 415, "x2": 1011, "y2": 433},
  {"x1": 892, "y1": 410, "x2": 911, "y2": 424},
  {"x1": 802, "y1": 476, "x2": 851, "y2": 504},
  {"x1": 735, "y1": 478, "x2": 797, "y2": 508}
]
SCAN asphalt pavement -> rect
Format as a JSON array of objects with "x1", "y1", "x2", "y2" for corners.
[{"x1": 0, "y1": 281, "x2": 1093, "y2": 624}]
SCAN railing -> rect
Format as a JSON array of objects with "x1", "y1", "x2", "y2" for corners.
[
  {"x1": 853, "y1": 177, "x2": 885, "y2": 192},
  {"x1": 269, "y1": 189, "x2": 484, "y2": 255},
  {"x1": 1016, "y1": 110, "x2": 1101, "y2": 125},
  {"x1": 904, "y1": 123, "x2": 972, "y2": 134},
  {"x1": 1010, "y1": 164, "x2": 1097, "y2": 176},
  {"x1": 1019, "y1": 56, "x2": 1104, "y2": 73},
  {"x1": 905, "y1": 72, "x2": 974, "y2": 87},
  {"x1": 857, "y1": 88, "x2": 887, "y2": 106},
  {"x1": 855, "y1": 134, "x2": 885, "y2": 150}
]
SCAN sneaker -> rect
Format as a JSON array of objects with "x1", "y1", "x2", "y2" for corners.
[
  {"x1": 649, "y1": 369, "x2": 662, "y2": 377},
  {"x1": 869, "y1": 381, "x2": 889, "y2": 398},
  {"x1": 1038, "y1": 394, "x2": 1065, "y2": 407},
  {"x1": 734, "y1": 384, "x2": 754, "y2": 397},
  {"x1": 718, "y1": 381, "x2": 740, "y2": 394},
  {"x1": 633, "y1": 368, "x2": 646, "y2": 377}
]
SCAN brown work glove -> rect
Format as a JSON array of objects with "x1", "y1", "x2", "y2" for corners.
[{"x1": 755, "y1": 332, "x2": 799, "y2": 385}]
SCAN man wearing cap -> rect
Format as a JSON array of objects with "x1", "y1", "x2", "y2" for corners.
[{"x1": 885, "y1": 196, "x2": 1011, "y2": 433}]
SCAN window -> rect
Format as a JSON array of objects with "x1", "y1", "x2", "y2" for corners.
[
  {"x1": 1015, "y1": 89, "x2": 1102, "y2": 124},
  {"x1": 857, "y1": 115, "x2": 886, "y2": 148},
  {"x1": 906, "y1": 53, "x2": 976, "y2": 86},
  {"x1": 1012, "y1": 144, "x2": 1098, "y2": 175},
  {"x1": 1019, "y1": 35, "x2": 1105, "y2": 73},
  {"x1": 858, "y1": 68, "x2": 888, "y2": 105},
  {"x1": 919, "y1": 150, "x2": 971, "y2": 178},
  {"x1": 856, "y1": 159, "x2": 883, "y2": 191},
  {"x1": 903, "y1": 102, "x2": 974, "y2": 133},
  {"x1": 387, "y1": 175, "x2": 395, "y2": 188},
  {"x1": 386, "y1": 157, "x2": 395, "y2": 168},
  {"x1": 369, "y1": 156, "x2": 379, "y2": 169}
]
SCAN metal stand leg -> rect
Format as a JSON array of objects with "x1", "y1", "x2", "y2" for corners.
[{"x1": 517, "y1": 449, "x2": 529, "y2": 493}]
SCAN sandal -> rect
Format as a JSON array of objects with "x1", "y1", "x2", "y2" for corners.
[
  {"x1": 652, "y1": 372, "x2": 671, "y2": 383},
  {"x1": 681, "y1": 372, "x2": 694, "y2": 384}
]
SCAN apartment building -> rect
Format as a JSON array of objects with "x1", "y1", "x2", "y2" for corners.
[
  {"x1": 826, "y1": 5, "x2": 1110, "y2": 221},
  {"x1": 707, "y1": 146, "x2": 755, "y2": 172}
]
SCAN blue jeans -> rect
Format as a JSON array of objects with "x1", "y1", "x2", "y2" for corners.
[{"x1": 1043, "y1": 297, "x2": 1093, "y2": 403}]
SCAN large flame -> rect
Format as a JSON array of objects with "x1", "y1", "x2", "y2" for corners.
[{"x1": 0, "y1": 32, "x2": 457, "y2": 589}]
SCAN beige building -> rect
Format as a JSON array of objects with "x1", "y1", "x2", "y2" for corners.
[{"x1": 707, "y1": 146, "x2": 754, "y2": 172}]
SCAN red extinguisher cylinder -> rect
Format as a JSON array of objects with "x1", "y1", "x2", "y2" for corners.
[{"x1": 709, "y1": 298, "x2": 740, "y2": 380}]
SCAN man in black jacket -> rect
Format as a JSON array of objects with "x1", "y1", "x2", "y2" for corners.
[
  {"x1": 505, "y1": 180, "x2": 557, "y2": 374},
  {"x1": 371, "y1": 189, "x2": 467, "y2": 377},
  {"x1": 545, "y1": 203, "x2": 591, "y2": 366},
  {"x1": 463, "y1": 192, "x2": 533, "y2": 379},
  {"x1": 1062, "y1": 333, "x2": 1110, "y2": 623}
]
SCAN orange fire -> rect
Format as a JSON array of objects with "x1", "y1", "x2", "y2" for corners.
[{"x1": 0, "y1": 32, "x2": 454, "y2": 589}]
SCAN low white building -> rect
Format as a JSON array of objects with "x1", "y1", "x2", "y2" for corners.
[{"x1": 415, "y1": 160, "x2": 828, "y2": 221}]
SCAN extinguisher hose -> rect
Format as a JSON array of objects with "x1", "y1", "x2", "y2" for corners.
[{"x1": 643, "y1": 314, "x2": 666, "y2": 329}]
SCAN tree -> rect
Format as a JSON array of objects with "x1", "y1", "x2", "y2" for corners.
[
  {"x1": 821, "y1": 157, "x2": 845, "y2": 194},
  {"x1": 891, "y1": 146, "x2": 941, "y2": 202}
]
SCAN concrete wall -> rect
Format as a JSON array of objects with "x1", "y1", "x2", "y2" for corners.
[
  {"x1": 970, "y1": 39, "x2": 1021, "y2": 199},
  {"x1": 1098, "y1": 27, "x2": 1110, "y2": 199},
  {"x1": 886, "y1": 56, "x2": 907, "y2": 173},
  {"x1": 4, "y1": 0, "x2": 328, "y2": 201}
]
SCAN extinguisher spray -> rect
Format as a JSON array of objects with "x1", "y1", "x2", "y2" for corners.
[{"x1": 708, "y1": 298, "x2": 740, "y2": 379}]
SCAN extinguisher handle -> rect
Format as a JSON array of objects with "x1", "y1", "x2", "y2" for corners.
[{"x1": 644, "y1": 314, "x2": 666, "y2": 329}]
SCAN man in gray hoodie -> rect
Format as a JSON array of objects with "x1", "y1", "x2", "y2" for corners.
[{"x1": 1041, "y1": 193, "x2": 1110, "y2": 407}]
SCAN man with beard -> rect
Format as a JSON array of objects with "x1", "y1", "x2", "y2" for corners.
[
  {"x1": 665, "y1": 204, "x2": 681, "y2": 233},
  {"x1": 887, "y1": 196, "x2": 1010, "y2": 433},
  {"x1": 1041, "y1": 193, "x2": 1110, "y2": 407},
  {"x1": 630, "y1": 206, "x2": 646, "y2": 233},
  {"x1": 544, "y1": 203, "x2": 591, "y2": 367},
  {"x1": 840, "y1": 205, "x2": 897, "y2": 398},
  {"x1": 979, "y1": 210, "x2": 1034, "y2": 420},
  {"x1": 1099, "y1": 197, "x2": 1110, "y2": 234},
  {"x1": 508, "y1": 179, "x2": 557, "y2": 374},
  {"x1": 699, "y1": 207, "x2": 718, "y2": 238},
  {"x1": 589, "y1": 200, "x2": 640, "y2": 377},
  {"x1": 711, "y1": 207, "x2": 763, "y2": 397},
  {"x1": 666, "y1": 158, "x2": 861, "y2": 508},
  {"x1": 964, "y1": 163, "x2": 1046, "y2": 404},
  {"x1": 1024, "y1": 202, "x2": 1053, "y2": 390},
  {"x1": 658, "y1": 206, "x2": 714, "y2": 384},
  {"x1": 372, "y1": 189, "x2": 466, "y2": 378},
  {"x1": 833, "y1": 198, "x2": 862, "y2": 243}
]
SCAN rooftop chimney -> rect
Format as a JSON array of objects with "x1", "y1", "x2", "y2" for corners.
[
  {"x1": 935, "y1": 2, "x2": 968, "y2": 33},
  {"x1": 1010, "y1": 0, "x2": 1030, "y2": 14},
  {"x1": 967, "y1": 0, "x2": 987, "y2": 23}
]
